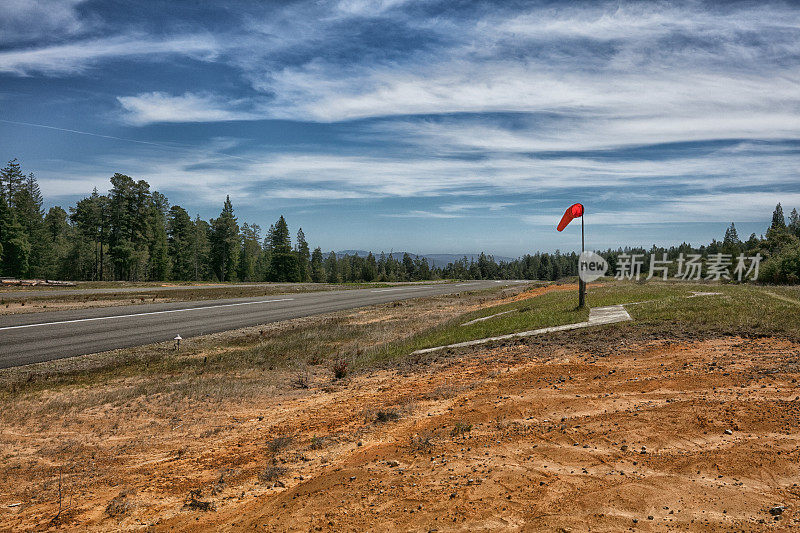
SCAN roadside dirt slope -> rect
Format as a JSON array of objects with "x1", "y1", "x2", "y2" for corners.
[{"x1": 3, "y1": 332, "x2": 798, "y2": 531}]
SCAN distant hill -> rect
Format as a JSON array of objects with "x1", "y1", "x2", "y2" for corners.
[{"x1": 334, "y1": 250, "x2": 516, "y2": 268}]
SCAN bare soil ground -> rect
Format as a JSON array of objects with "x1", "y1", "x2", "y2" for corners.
[{"x1": 3, "y1": 323, "x2": 799, "y2": 531}]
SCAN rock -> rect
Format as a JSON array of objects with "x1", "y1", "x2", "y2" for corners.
[
  {"x1": 387, "y1": 460, "x2": 399, "y2": 467},
  {"x1": 724, "y1": 429, "x2": 733, "y2": 435},
  {"x1": 769, "y1": 506, "x2": 784, "y2": 516}
]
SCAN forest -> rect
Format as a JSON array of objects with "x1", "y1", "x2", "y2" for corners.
[{"x1": 1, "y1": 158, "x2": 800, "y2": 283}]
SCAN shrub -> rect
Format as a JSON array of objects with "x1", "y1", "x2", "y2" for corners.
[
  {"x1": 450, "y1": 422, "x2": 472, "y2": 437},
  {"x1": 759, "y1": 244, "x2": 800, "y2": 284},
  {"x1": 375, "y1": 409, "x2": 400, "y2": 423},
  {"x1": 267, "y1": 435, "x2": 293, "y2": 454},
  {"x1": 258, "y1": 466, "x2": 287, "y2": 483},
  {"x1": 332, "y1": 358, "x2": 348, "y2": 379}
]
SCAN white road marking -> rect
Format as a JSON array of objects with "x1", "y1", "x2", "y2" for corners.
[
  {"x1": 370, "y1": 286, "x2": 434, "y2": 293},
  {"x1": 0, "y1": 298, "x2": 295, "y2": 331},
  {"x1": 370, "y1": 282, "x2": 486, "y2": 293},
  {"x1": 413, "y1": 305, "x2": 632, "y2": 355}
]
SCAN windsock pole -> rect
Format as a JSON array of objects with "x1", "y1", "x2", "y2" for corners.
[
  {"x1": 556, "y1": 202, "x2": 586, "y2": 309},
  {"x1": 579, "y1": 214, "x2": 585, "y2": 308}
]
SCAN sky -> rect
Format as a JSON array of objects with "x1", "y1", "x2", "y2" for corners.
[{"x1": 0, "y1": 0, "x2": 799, "y2": 256}]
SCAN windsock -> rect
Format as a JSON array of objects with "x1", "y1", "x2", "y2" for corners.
[{"x1": 556, "y1": 203, "x2": 584, "y2": 231}]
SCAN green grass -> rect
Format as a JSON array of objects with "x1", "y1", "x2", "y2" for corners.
[
  {"x1": 360, "y1": 281, "x2": 800, "y2": 367},
  {"x1": 589, "y1": 281, "x2": 800, "y2": 338},
  {"x1": 361, "y1": 288, "x2": 589, "y2": 364}
]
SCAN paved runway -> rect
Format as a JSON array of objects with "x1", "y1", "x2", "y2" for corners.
[
  {"x1": 0, "y1": 282, "x2": 319, "y2": 299},
  {"x1": 0, "y1": 280, "x2": 526, "y2": 368}
]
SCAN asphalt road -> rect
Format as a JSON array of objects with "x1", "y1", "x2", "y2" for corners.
[
  {"x1": 0, "y1": 282, "x2": 325, "y2": 299},
  {"x1": 0, "y1": 280, "x2": 527, "y2": 368}
]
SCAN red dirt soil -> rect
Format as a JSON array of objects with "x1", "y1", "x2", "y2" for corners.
[{"x1": 3, "y1": 333, "x2": 799, "y2": 531}]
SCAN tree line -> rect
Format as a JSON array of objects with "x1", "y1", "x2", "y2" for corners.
[{"x1": 1, "y1": 158, "x2": 799, "y2": 283}]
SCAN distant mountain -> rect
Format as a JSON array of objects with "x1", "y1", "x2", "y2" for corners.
[{"x1": 334, "y1": 250, "x2": 516, "y2": 268}]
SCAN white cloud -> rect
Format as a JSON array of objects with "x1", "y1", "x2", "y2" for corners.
[
  {"x1": 236, "y1": 1, "x2": 800, "y2": 124},
  {"x1": 117, "y1": 92, "x2": 261, "y2": 125},
  {"x1": 36, "y1": 136, "x2": 798, "y2": 219},
  {"x1": 0, "y1": 34, "x2": 220, "y2": 75},
  {"x1": 522, "y1": 192, "x2": 800, "y2": 226},
  {"x1": 384, "y1": 210, "x2": 465, "y2": 219}
]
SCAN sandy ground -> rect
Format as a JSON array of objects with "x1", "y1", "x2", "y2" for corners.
[{"x1": 2, "y1": 330, "x2": 799, "y2": 531}]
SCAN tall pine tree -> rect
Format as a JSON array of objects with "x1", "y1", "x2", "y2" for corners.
[
  {"x1": 209, "y1": 196, "x2": 240, "y2": 281},
  {"x1": 296, "y1": 228, "x2": 311, "y2": 282},
  {"x1": 771, "y1": 203, "x2": 786, "y2": 231},
  {"x1": 267, "y1": 216, "x2": 297, "y2": 282}
]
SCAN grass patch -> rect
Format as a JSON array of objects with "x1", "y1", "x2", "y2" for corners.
[
  {"x1": 588, "y1": 281, "x2": 800, "y2": 339},
  {"x1": 360, "y1": 288, "x2": 588, "y2": 364}
]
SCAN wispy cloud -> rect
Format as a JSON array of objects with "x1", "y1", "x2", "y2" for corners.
[
  {"x1": 0, "y1": 34, "x2": 220, "y2": 75},
  {"x1": 117, "y1": 92, "x2": 261, "y2": 125},
  {"x1": 522, "y1": 192, "x2": 800, "y2": 226}
]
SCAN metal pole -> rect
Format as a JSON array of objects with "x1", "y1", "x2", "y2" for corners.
[{"x1": 579, "y1": 214, "x2": 586, "y2": 308}]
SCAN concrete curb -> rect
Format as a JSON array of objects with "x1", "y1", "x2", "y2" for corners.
[{"x1": 412, "y1": 305, "x2": 632, "y2": 355}]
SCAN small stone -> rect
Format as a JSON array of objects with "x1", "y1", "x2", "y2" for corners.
[
  {"x1": 769, "y1": 505, "x2": 785, "y2": 516},
  {"x1": 387, "y1": 460, "x2": 399, "y2": 467},
  {"x1": 724, "y1": 429, "x2": 733, "y2": 435}
]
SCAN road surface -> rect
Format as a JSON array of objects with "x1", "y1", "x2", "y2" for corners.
[
  {"x1": 0, "y1": 282, "x2": 337, "y2": 299},
  {"x1": 0, "y1": 281, "x2": 527, "y2": 368}
]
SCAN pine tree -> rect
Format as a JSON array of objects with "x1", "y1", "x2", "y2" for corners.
[
  {"x1": 771, "y1": 203, "x2": 786, "y2": 231},
  {"x1": 191, "y1": 216, "x2": 211, "y2": 281},
  {"x1": 167, "y1": 206, "x2": 195, "y2": 280},
  {"x1": 267, "y1": 215, "x2": 298, "y2": 282},
  {"x1": 362, "y1": 252, "x2": 377, "y2": 281},
  {"x1": 43, "y1": 206, "x2": 71, "y2": 278},
  {"x1": 310, "y1": 247, "x2": 325, "y2": 282},
  {"x1": 325, "y1": 251, "x2": 339, "y2": 283},
  {"x1": 70, "y1": 189, "x2": 109, "y2": 280},
  {"x1": 108, "y1": 174, "x2": 151, "y2": 280},
  {"x1": 0, "y1": 192, "x2": 30, "y2": 277},
  {"x1": 0, "y1": 159, "x2": 25, "y2": 204},
  {"x1": 209, "y1": 196, "x2": 240, "y2": 281},
  {"x1": 295, "y1": 228, "x2": 311, "y2": 282},
  {"x1": 788, "y1": 208, "x2": 800, "y2": 238},
  {"x1": 148, "y1": 191, "x2": 170, "y2": 281},
  {"x1": 723, "y1": 222, "x2": 740, "y2": 245},
  {"x1": 12, "y1": 173, "x2": 47, "y2": 277},
  {"x1": 238, "y1": 223, "x2": 262, "y2": 282}
]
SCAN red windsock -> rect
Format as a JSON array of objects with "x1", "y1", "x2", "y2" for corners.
[{"x1": 556, "y1": 203, "x2": 584, "y2": 231}]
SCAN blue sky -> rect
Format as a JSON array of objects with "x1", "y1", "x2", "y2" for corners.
[{"x1": 1, "y1": 0, "x2": 799, "y2": 256}]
